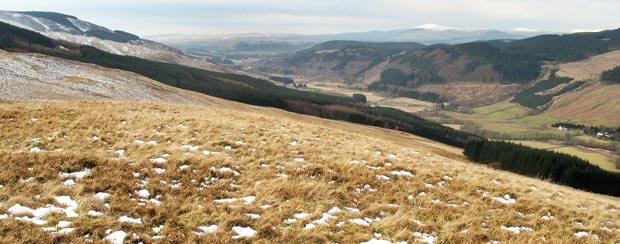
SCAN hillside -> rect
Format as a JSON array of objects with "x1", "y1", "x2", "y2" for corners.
[
  {"x1": 0, "y1": 10, "x2": 226, "y2": 72},
  {"x1": 525, "y1": 50, "x2": 620, "y2": 125},
  {"x1": 546, "y1": 83, "x2": 620, "y2": 126},
  {"x1": 257, "y1": 28, "x2": 620, "y2": 107},
  {"x1": 0, "y1": 101, "x2": 619, "y2": 243},
  {"x1": 0, "y1": 50, "x2": 223, "y2": 106},
  {"x1": 0, "y1": 21, "x2": 480, "y2": 149},
  {"x1": 258, "y1": 41, "x2": 427, "y2": 84}
]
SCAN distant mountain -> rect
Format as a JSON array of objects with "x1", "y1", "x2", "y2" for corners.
[
  {"x1": 304, "y1": 24, "x2": 539, "y2": 44},
  {"x1": 0, "y1": 10, "x2": 225, "y2": 72},
  {"x1": 152, "y1": 24, "x2": 541, "y2": 68}
]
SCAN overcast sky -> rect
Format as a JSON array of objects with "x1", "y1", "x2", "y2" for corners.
[{"x1": 3, "y1": 0, "x2": 619, "y2": 36}]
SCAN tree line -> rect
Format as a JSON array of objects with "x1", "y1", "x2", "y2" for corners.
[
  {"x1": 601, "y1": 66, "x2": 620, "y2": 83},
  {"x1": 464, "y1": 140, "x2": 620, "y2": 196}
]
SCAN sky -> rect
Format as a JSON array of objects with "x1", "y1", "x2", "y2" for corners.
[{"x1": 2, "y1": 0, "x2": 620, "y2": 36}]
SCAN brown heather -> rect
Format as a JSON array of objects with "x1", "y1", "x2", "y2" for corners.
[{"x1": 0, "y1": 101, "x2": 618, "y2": 243}]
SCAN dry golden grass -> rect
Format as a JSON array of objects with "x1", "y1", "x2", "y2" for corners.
[
  {"x1": 556, "y1": 50, "x2": 620, "y2": 82},
  {"x1": 0, "y1": 101, "x2": 619, "y2": 243},
  {"x1": 547, "y1": 83, "x2": 620, "y2": 126}
]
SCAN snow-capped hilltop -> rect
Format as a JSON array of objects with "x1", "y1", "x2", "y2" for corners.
[
  {"x1": 413, "y1": 23, "x2": 468, "y2": 31},
  {"x1": 0, "y1": 10, "x2": 226, "y2": 72},
  {"x1": 0, "y1": 10, "x2": 139, "y2": 43}
]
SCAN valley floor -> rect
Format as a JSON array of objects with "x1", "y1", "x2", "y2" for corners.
[{"x1": 0, "y1": 101, "x2": 619, "y2": 243}]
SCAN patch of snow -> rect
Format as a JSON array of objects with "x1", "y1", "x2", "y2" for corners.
[
  {"x1": 30, "y1": 147, "x2": 43, "y2": 153},
  {"x1": 305, "y1": 207, "x2": 342, "y2": 229},
  {"x1": 349, "y1": 218, "x2": 370, "y2": 226},
  {"x1": 360, "y1": 239, "x2": 402, "y2": 244},
  {"x1": 57, "y1": 228, "x2": 75, "y2": 234},
  {"x1": 246, "y1": 213, "x2": 261, "y2": 219},
  {"x1": 179, "y1": 165, "x2": 189, "y2": 170},
  {"x1": 59, "y1": 168, "x2": 91, "y2": 179},
  {"x1": 104, "y1": 231, "x2": 127, "y2": 244},
  {"x1": 541, "y1": 212, "x2": 554, "y2": 220},
  {"x1": 118, "y1": 216, "x2": 142, "y2": 224},
  {"x1": 15, "y1": 216, "x2": 47, "y2": 225},
  {"x1": 95, "y1": 192, "x2": 111, "y2": 201},
  {"x1": 574, "y1": 231, "x2": 589, "y2": 238},
  {"x1": 150, "y1": 158, "x2": 167, "y2": 164},
  {"x1": 153, "y1": 168, "x2": 166, "y2": 174},
  {"x1": 57, "y1": 220, "x2": 72, "y2": 228},
  {"x1": 390, "y1": 170, "x2": 413, "y2": 177},
  {"x1": 134, "y1": 140, "x2": 145, "y2": 144},
  {"x1": 241, "y1": 196, "x2": 256, "y2": 204},
  {"x1": 152, "y1": 225, "x2": 164, "y2": 233},
  {"x1": 198, "y1": 225, "x2": 218, "y2": 234},
  {"x1": 214, "y1": 198, "x2": 237, "y2": 204},
  {"x1": 180, "y1": 145, "x2": 199, "y2": 151},
  {"x1": 501, "y1": 226, "x2": 533, "y2": 234},
  {"x1": 210, "y1": 167, "x2": 240, "y2": 176},
  {"x1": 136, "y1": 189, "x2": 150, "y2": 198},
  {"x1": 376, "y1": 175, "x2": 391, "y2": 181},
  {"x1": 493, "y1": 194, "x2": 516, "y2": 204},
  {"x1": 55, "y1": 196, "x2": 78, "y2": 208},
  {"x1": 293, "y1": 158, "x2": 305, "y2": 162},
  {"x1": 88, "y1": 210, "x2": 103, "y2": 217},
  {"x1": 412, "y1": 232, "x2": 438, "y2": 244},
  {"x1": 294, "y1": 212, "x2": 310, "y2": 219},
  {"x1": 20, "y1": 177, "x2": 35, "y2": 183},
  {"x1": 232, "y1": 226, "x2": 256, "y2": 239},
  {"x1": 63, "y1": 179, "x2": 75, "y2": 187},
  {"x1": 304, "y1": 223, "x2": 316, "y2": 229},
  {"x1": 149, "y1": 199, "x2": 162, "y2": 206}
]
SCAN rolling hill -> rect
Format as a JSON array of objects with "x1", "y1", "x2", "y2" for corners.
[
  {"x1": 0, "y1": 101, "x2": 619, "y2": 243},
  {"x1": 258, "y1": 28, "x2": 620, "y2": 108},
  {"x1": 0, "y1": 50, "x2": 222, "y2": 106}
]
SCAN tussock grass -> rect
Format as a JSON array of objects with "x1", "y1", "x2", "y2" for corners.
[{"x1": 0, "y1": 101, "x2": 618, "y2": 243}]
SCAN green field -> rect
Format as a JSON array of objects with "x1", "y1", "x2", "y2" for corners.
[
  {"x1": 421, "y1": 100, "x2": 619, "y2": 173},
  {"x1": 473, "y1": 102, "x2": 529, "y2": 120}
]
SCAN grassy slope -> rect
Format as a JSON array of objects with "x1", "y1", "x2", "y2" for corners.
[{"x1": 0, "y1": 101, "x2": 619, "y2": 243}]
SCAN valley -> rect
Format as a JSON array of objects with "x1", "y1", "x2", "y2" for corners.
[
  {"x1": 1, "y1": 5, "x2": 620, "y2": 243},
  {"x1": 267, "y1": 76, "x2": 620, "y2": 173}
]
